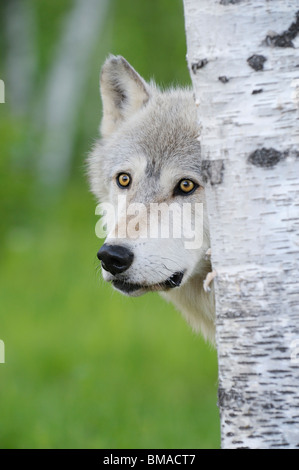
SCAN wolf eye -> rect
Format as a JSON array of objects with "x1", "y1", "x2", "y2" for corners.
[
  {"x1": 175, "y1": 179, "x2": 198, "y2": 196},
  {"x1": 117, "y1": 173, "x2": 131, "y2": 188}
]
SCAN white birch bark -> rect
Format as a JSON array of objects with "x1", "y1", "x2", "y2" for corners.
[{"x1": 183, "y1": 0, "x2": 299, "y2": 449}]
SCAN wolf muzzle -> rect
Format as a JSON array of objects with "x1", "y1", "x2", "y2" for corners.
[{"x1": 97, "y1": 244, "x2": 134, "y2": 275}]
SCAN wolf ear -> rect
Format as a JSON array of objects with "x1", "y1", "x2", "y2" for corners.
[{"x1": 99, "y1": 55, "x2": 150, "y2": 138}]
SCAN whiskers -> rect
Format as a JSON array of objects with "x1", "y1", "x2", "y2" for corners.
[{"x1": 93, "y1": 256, "x2": 104, "y2": 284}]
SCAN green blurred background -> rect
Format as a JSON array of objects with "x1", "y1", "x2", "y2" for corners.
[{"x1": 0, "y1": 0, "x2": 219, "y2": 449}]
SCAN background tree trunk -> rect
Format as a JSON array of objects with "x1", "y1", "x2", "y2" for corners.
[
  {"x1": 183, "y1": 0, "x2": 299, "y2": 448},
  {"x1": 37, "y1": 0, "x2": 109, "y2": 187},
  {"x1": 3, "y1": 0, "x2": 37, "y2": 115}
]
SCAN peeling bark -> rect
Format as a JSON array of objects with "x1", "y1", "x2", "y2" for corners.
[
  {"x1": 183, "y1": 0, "x2": 299, "y2": 449},
  {"x1": 264, "y1": 11, "x2": 299, "y2": 48},
  {"x1": 191, "y1": 59, "x2": 208, "y2": 73}
]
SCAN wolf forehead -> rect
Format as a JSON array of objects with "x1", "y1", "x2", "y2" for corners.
[
  {"x1": 88, "y1": 56, "x2": 202, "y2": 194},
  {"x1": 101, "y1": 95, "x2": 201, "y2": 171}
]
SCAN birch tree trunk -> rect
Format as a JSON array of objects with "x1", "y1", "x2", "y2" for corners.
[{"x1": 183, "y1": 0, "x2": 299, "y2": 449}]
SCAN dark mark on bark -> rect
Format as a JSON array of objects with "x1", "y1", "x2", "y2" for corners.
[
  {"x1": 248, "y1": 148, "x2": 288, "y2": 168},
  {"x1": 218, "y1": 387, "x2": 245, "y2": 408},
  {"x1": 247, "y1": 55, "x2": 267, "y2": 71},
  {"x1": 191, "y1": 59, "x2": 208, "y2": 74},
  {"x1": 265, "y1": 11, "x2": 299, "y2": 48},
  {"x1": 220, "y1": 0, "x2": 243, "y2": 4},
  {"x1": 262, "y1": 402, "x2": 274, "y2": 410},
  {"x1": 219, "y1": 76, "x2": 229, "y2": 83},
  {"x1": 276, "y1": 347, "x2": 288, "y2": 353},
  {"x1": 201, "y1": 159, "x2": 224, "y2": 185},
  {"x1": 252, "y1": 88, "x2": 263, "y2": 95}
]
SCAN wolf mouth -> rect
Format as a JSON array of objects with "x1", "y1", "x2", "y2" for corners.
[{"x1": 112, "y1": 271, "x2": 185, "y2": 295}]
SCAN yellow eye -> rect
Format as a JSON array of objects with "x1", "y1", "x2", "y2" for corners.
[
  {"x1": 179, "y1": 179, "x2": 195, "y2": 193},
  {"x1": 117, "y1": 173, "x2": 131, "y2": 188}
]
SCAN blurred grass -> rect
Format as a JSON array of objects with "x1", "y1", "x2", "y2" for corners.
[{"x1": 0, "y1": 0, "x2": 220, "y2": 449}]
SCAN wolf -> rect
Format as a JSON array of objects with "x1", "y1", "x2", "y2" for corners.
[{"x1": 88, "y1": 56, "x2": 215, "y2": 343}]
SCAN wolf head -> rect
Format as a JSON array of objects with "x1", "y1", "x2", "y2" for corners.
[{"x1": 88, "y1": 56, "x2": 214, "y2": 340}]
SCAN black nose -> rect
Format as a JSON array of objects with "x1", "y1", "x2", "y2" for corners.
[{"x1": 97, "y1": 244, "x2": 134, "y2": 275}]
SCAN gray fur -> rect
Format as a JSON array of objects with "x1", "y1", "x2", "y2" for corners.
[{"x1": 88, "y1": 56, "x2": 215, "y2": 343}]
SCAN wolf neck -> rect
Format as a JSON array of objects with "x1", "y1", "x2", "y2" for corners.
[{"x1": 161, "y1": 268, "x2": 216, "y2": 344}]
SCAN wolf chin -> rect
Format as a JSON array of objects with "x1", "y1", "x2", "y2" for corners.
[{"x1": 88, "y1": 55, "x2": 215, "y2": 343}]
